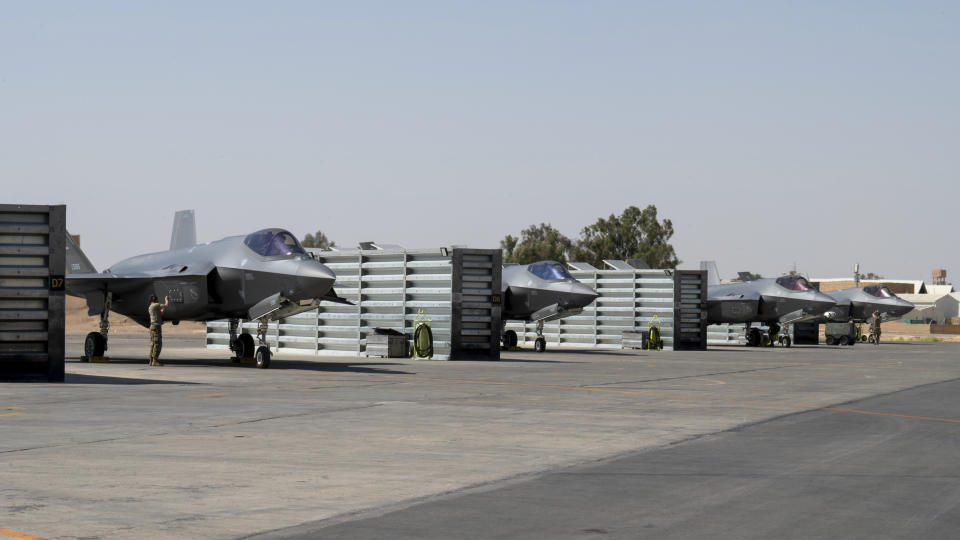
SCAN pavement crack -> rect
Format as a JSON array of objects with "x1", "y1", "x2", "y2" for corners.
[
  {"x1": 585, "y1": 365, "x2": 803, "y2": 387},
  {"x1": 0, "y1": 403, "x2": 382, "y2": 455}
]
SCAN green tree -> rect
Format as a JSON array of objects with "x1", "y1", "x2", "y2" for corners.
[
  {"x1": 864, "y1": 272, "x2": 883, "y2": 280},
  {"x1": 571, "y1": 205, "x2": 680, "y2": 269},
  {"x1": 501, "y1": 223, "x2": 573, "y2": 264},
  {"x1": 302, "y1": 230, "x2": 336, "y2": 250}
]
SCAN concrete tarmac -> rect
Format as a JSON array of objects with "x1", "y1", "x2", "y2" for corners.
[
  {"x1": 272, "y1": 378, "x2": 960, "y2": 539},
  {"x1": 1, "y1": 334, "x2": 959, "y2": 539}
]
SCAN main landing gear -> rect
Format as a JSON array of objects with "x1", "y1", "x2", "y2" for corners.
[
  {"x1": 501, "y1": 326, "x2": 518, "y2": 350},
  {"x1": 745, "y1": 322, "x2": 790, "y2": 348},
  {"x1": 501, "y1": 322, "x2": 547, "y2": 352},
  {"x1": 229, "y1": 317, "x2": 272, "y2": 369},
  {"x1": 500, "y1": 321, "x2": 546, "y2": 352},
  {"x1": 83, "y1": 292, "x2": 112, "y2": 361}
]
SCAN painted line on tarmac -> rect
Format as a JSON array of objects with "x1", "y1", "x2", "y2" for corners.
[
  {"x1": 0, "y1": 527, "x2": 44, "y2": 540},
  {"x1": 187, "y1": 392, "x2": 228, "y2": 398},
  {"x1": 0, "y1": 407, "x2": 24, "y2": 418},
  {"x1": 821, "y1": 407, "x2": 960, "y2": 424}
]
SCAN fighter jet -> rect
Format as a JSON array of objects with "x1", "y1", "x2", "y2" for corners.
[
  {"x1": 66, "y1": 211, "x2": 342, "y2": 368},
  {"x1": 815, "y1": 285, "x2": 914, "y2": 323},
  {"x1": 701, "y1": 261, "x2": 837, "y2": 347},
  {"x1": 501, "y1": 261, "x2": 599, "y2": 352}
]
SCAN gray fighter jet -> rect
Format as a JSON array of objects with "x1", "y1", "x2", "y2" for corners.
[
  {"x1": 66, "y1": 212, "x2": 341, "y2": 368},
  {"x1": 816, "y1": 285, "x2": 914, "y2": 323},
  {"x1": 701, "y1": 261, "x2": 837, "y2": 347},
  {"x1": 501, "y1": 261, "x2": 599, "y2": 352}
]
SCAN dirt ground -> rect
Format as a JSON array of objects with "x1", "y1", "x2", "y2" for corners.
[{"x1": 65, "y1": 295, "x2": 205, "y2": 335}]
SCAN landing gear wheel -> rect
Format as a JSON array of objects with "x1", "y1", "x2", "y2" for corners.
[
  {"x1": 761, "y1": 334, "x2": 771, "y2": 347},
  {"x1": 861, "y1": 335, "x2": 867, "y2": 342},
  {"x1": 839, "y1": 335, "x2": 851, "y2": 346},
  {"x1": 868, "y1": 334, "x2": 876, "y2": 344},
  {"x1": 255, "y1": 346, "x2": 271, "y2": 369},
  {"x1": 236, "y1": 333, "x2": 255, "y2": 360},
  {"x1": 503, "y1": 330, "x2": 518, "y2": 349},
  {"x1": 84, "y1": 332, "x2": 105, "y2": 359},
  {"x1": 779, "y1": 336, "x2": 791, "y2": 348},
  {"x1": 534, "y1": 337, "x2": 546, "y2": 353},
  {"x1": 747, "y1": 328, "x2": 762, "y2": 347},
  {"x1": 826, "y1": 336, "x2": 837, "y2": 346}
]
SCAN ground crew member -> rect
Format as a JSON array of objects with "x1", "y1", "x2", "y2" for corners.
[
  {"x1": 870, "y1": 309, "x2": 882, "y2": 346},
  {"x1": 148, "y1": 295, "x2": 170, "y2": 366}
]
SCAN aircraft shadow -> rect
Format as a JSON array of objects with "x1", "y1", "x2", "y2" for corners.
[
  {"x1": 495, "y1": 359, "x2": 587, "y2": 364},
  {"x1": 266, "y1": 359, "x2": 414, "y2": 375},
  {"x1": 64, "y1": 373, "x2": 202, "y2": 385},
  {"x1": 70, "y1": 357, "x2": 415, "y2": 375}
]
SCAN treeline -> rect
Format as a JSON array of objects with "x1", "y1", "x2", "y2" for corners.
[
  {"x1": 501, "y1": 205, "x2": 680, "y2": 269},
  {"x1": 302, "y1": 204, "x2": 680, "y2": 269}
]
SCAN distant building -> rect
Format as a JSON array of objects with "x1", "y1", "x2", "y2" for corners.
[{"x1": 810, "y1": 278, "x2": 928, "y2": 295}]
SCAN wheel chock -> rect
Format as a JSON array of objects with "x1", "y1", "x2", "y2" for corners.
[
  {"x1": 240, "y1": 356, "x2": 256, "y2": 364},
  {"x1": 89, "y1": 356, "x2": 110, "y2": 363}
]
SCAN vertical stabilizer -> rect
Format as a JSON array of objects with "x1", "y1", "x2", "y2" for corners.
[
  {"x1": 170, "y1": 209, "x2": 197, "y2": 251},
  {"x1": 65, "y1": 231, "x2": 97, "y2": 274},
  {"x1": 700, "y1": 260, "x2": 721, "y2": 286}
]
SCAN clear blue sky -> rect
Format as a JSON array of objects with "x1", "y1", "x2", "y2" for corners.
[{"x1": 2, "y1": 2, "x2": 957, "y2": 280}]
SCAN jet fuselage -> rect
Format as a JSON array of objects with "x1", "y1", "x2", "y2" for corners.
[
  {"x1": 67, "y1": 229, "x2": 336, "y2": 327},
  {"x1": 817, "y1": 285, "x2": 914, "y2": 323},
  {"x1": 706, "y1": 276, "x2": 837, "y2": 325},
  {"x1": 501, "y1": 261, "x2": 598, "y2": 322}
]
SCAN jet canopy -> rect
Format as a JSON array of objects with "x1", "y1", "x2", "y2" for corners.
[
  {"x1": 528, "y1": 261, "x2": 574, "y2": 281},
  {"x1": 244, "y1": 229, "x2": 306, "y2": 258},
  {"x1": 863, "y1": 285, "x2": 895, "y2": 298},
  {"x1": 775, "y1": 275, "x2": 815, "y2": 291}
]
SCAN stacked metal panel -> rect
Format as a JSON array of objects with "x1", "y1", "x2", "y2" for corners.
[
  {"x1": 673, "y1": 270, "x2": 708, "y2": 350},
  {"x1": 504, "y1": 264, "x2": 677, "y2": 351},
  {"x1": 206, "y1": 248, "x2": 500, "y2": 360},
  {"x1": 0, "y1": 204, "x2": 66, "y2": 381}
]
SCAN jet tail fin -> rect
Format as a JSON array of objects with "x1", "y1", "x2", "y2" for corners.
[
  {"x1": 170, "y1": 209, "x2": 197, "y2": 251},
  {"x1": 700, "y1": 261, "x2": 721, "y2": 286},
  {"x1": 65, "y1": 231, "x2": 97, "y2": 274}
]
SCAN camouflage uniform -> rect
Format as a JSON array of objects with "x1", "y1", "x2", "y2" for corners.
[
  {"x1": 148, "y1": 302, "x2": 163, "y2": 366},
  {"x1": 870, "y1": 311, "x2": 881, "y2": 345}
]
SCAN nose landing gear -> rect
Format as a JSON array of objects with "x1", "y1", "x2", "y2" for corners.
[{"x1": 228, "y1": 317, "x2": 272, "y2": 368}]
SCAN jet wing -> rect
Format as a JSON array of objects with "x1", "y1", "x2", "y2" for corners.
[{"x1": 66, "y1": 273, "x2": 160, "y2": 297}]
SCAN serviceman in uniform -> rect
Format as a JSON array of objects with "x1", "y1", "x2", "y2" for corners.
[
  {"x1": 148, "y1": 295, "x2": 170, "y2": 366},
  {"x1": 870, "y1": 309, "x2": 882, "y2": 346}
]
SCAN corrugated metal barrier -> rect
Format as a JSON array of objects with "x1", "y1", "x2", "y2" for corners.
[
  {"x1": 0, "y1": 204, "x2": 66, "y2": 381},
  {"x1": 505, "y1": 264, "x2": 678, "y2": 351},
  {"x1": 206, "y1": 248, "x2": 500, "y2": 360}
]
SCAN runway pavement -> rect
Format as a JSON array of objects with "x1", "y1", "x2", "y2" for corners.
[
  {"x1": 1, "y1": 333, "x2": 959, "y2": 539},
  {"x1": 267, "y1": 378, "x2": 960, "y2": 539}
]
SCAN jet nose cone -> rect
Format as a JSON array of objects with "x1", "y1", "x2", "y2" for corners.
[
  {"x1": 297, "y1": 260, "x2": 336, "y2": 299},
  {"x1": 568, "y1": 283, "x2": 599, "y2": 309},
  {"x1": 892, "y1": 297, "x2": 915, "y2": 317},
  {"x1": 811, "y1": 291, "x2": 837, "y2": 313}
]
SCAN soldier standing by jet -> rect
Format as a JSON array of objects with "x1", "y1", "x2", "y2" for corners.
[
  {"x1": 870, "y1": 309, "x2": 882, "y2": 345},
  {"x1": 148, "y1": 295, "x2": 170, "y2": 366}
]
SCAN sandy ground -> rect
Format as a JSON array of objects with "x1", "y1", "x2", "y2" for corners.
[{"x1": 65, "y1": 295, "x2": 205, "y2": 336}]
